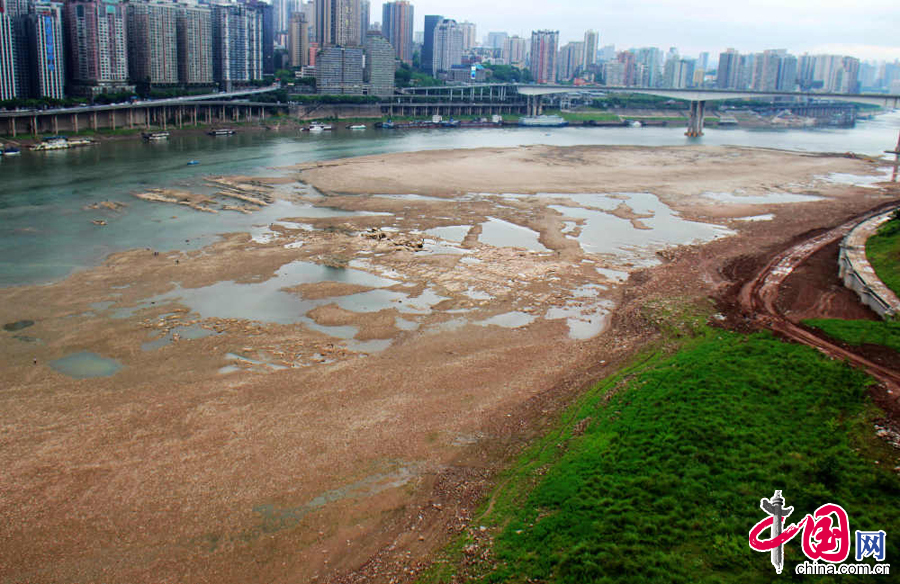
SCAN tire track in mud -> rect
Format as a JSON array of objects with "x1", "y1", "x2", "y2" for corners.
[{"x1": 737, "y1": 203, "x2": 900, "y2": 409}]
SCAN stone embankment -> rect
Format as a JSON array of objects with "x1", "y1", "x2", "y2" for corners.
[{"x1": 838, "y1": 209, "x2": 900, "y2": 318}]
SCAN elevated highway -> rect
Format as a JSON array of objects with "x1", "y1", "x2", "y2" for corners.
[{"x1": 403, "y1": 84, "x2": 900, "y2": 136}]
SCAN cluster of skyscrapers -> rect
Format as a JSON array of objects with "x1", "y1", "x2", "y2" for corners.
[
  {"x1": 0, "y1": 0, "x2": 280, "y2": 101},
  {"x1": 3, "y1": 0, "x2": 898, "y2": 103}
]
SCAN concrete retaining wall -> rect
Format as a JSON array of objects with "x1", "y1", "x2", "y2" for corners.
[{"x1": 838, "y1": 209, "x2": 900, "y2": 319}]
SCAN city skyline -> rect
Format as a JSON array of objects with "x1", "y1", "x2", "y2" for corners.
[{"x1": 369, "y1": 0, "x2": 900, "y2": 62}]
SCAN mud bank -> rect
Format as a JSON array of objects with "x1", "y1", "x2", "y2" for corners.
[{"x1": 0, "y1": 145, "x2": 895, "y2": 584}]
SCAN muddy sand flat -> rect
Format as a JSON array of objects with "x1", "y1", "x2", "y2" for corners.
[{"x1": 0, "y1": 145, "x2": 895, "y2": 583}]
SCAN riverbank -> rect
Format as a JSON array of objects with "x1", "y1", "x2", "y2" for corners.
[{"x1": 0, "y1": 144, "x2": 896, "y2": 583}]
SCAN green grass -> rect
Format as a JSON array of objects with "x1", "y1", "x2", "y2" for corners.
[
  {"x1": 544, "y1": 109, "x2": 622, "y2": 122},
  {"x1": 424, "y1": 317, "x2": 899, "y2": 583},
  {"x1": 866, "y1": 213, "x2": 900, "y2": 296},
  {"x1": 805, "y1": 318, "x2": 900, "y2": 353}
]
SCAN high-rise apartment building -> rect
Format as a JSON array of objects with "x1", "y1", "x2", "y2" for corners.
[
  {"x1": 288, "y1": 10, "x2": 308, "y2": 68},
  {"x1": 459, "y1": 21, "x2": 476, "y2": 51},
  {"x1": 663, "y1": 55, "x2": 694, "y2": 89},
  {"x1": 26, "y1": 1, "x2": 64, "y2": 99},
  {"x1": 0, "y1": 0, "x2": 17, "y2": 99},
  {"x1": 211, "y1": 2, "x2": 263, "y2": 90},
  {"x1": 632, "y1": 47, "x2": 662, "y2": 87},
  {"x1": 432, "y1": 18, "x2": 462, "y2": 75},
  {"x1": 315, "y1": 0, "x2": 360, "y2": 48},
  {"x1": 299, "y1": 1, "x2": 311, "y2": 40},
  {"x1": 716, "y1": 48, "x2": 740, "y2": 89},
  {"x1": 176, "y1": 3, "x2": 212, "y2": 85},
  {"x1": 381, "y1": 0, "x2": 412, "y2": 65},
  {"x1": 486, "y1": 31, "x2": 506, "y2": 50},
  {"x1": 529, "y1": 30, "x2": 558, "y2": 84},
  {"x1": 126, "y1": 1, "x2": 179, "y2": 86},
  {"x1": 364, "y1": 30, "x2": 394, "y2": 97},
  {"x1": 421, "y1": 14, "x2": 441, "y2": 75},
  {"x1": 557, "y1": 41, "x2": 583, "y2": 81},
  {"x1": 64, "y1": 0, "x2": 130, "y2": 96},
  {"x1": 315, "y1": 44, "x2": 363, "y2": 93},
  {"x1": 381, "y1": 0, "x2": 415, "y2": 65},
  {"x1": 583, "y1": 30, "x2": 598, "y2": 70},
  {"x1": 359, "y1": 0, "x2": 368, "y2": 47},
  {"x1": 273, "y1": 0, "x2": 288, "y2": 34},
  {"x1": 502, "y1": 35, "x2": 527, "y2": 68}
]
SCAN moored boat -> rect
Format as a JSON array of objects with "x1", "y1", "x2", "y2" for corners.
[
  {"x1": 518, "y1": 115, "x2": 568, "y2": 128},
  {"x1": 31, "y1": 136, "x2": 95, "y2": 151},
  {"x1": 1, "y1": 147, "x2": 21, "y2": 156},
  {"x1": 142, "y1": 131, "x2": 170, "y2": 140},
  {"x1": 207, "y1": 128, "x2": 235, "y2": 136},
  {"x1": 348, "y1": 124, "x2": 366, "y2": 130}
]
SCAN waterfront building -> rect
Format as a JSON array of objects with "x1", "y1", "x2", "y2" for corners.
[
  {"x1": 64, "y1": 0, "x2": 131, "y2": 97},
  {"x1": 126, "y1": 1, "x2": 179, "y2": 87},
  {"x1": 0, "y1": 0, "x2": 17, "y2": 99},
  {"x1": 315, "y1": 0, "x2": 361, "y2": 48},
  {"x1": 583, "y1": 29, "x2": 598, "y2": 70},
  {"x1": 4, "y1": 0, "x2": 29, "y2": 98},
  {"x1": 364, "y1": 30, "x2": 393, "y2": 97},
  {"x1": 211, "y1": 2, "x2": 263, "y2": 90},
  {"x1": 381, "y1": 0, "x2": 412, "y2": 65},
  {"x1": 315, "y1": 44, "x2": 363, "y2": 94},
  {"x1": 432, "y1": 18, "x2": 462, "y2": 76},
  {"x1": 502, "y1": 35, "x2": 527, "y2": 68},
  {"x1": 248, "y1": 0, "x2": 274, "y2": 75},
  {"x1": 26, "y1": 1, "x2": 64, "y2": 99},
  {"x1": 288, "y1": 10, "x2": 308, "y2": 68},
  {"x1": 459, "y1": 21, "x2": 475, "y2": 51},
  {"x1": 421, "y1": 13, "x2": 441, "y2": 75},
  {"x1": 529, "y1": 30, "x2": 557, "y2": 84},
  {"x1": 176, "y1": 3, "x2": 213, "y2": 85}
]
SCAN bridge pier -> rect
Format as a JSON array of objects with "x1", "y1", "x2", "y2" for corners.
[{"x1": 686, "y1": 100, "x2": 706, "y2": 137}]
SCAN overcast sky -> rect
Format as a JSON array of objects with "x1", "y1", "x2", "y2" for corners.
[{"x1": 370, "y1": 0, "x2": 900, "y2": 62}]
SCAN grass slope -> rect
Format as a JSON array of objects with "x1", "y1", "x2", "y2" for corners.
[
  {"x1": 428, "y1": 327, "x2": 899, "y2": 584},
  {"x1": 866, "y1": 213, "x2": 900, "y2": 297},
  {"x1": 805, "y1": 318, "x2": 900, "y2": 354}
]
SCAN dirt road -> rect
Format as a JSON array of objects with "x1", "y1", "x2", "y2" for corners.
[{"x1": 737, "y1": 202, "x2": 900, "y2": 412}]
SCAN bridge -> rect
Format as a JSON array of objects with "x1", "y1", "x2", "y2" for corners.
[
  {"x1": 402, "y1": 84, "x2": 900, "y2": 137},
  {"x1": 0, "y1": 85, "x2": 282, "y2": 137}
]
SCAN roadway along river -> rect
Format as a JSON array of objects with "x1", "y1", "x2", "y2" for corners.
[{"x1": 1, "y1": 113, "x2": 898, "y2": 287}]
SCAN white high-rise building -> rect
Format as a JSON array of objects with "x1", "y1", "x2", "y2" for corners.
[{"x1": 432, "y1": 18, "x2": 462, "y2": 75}]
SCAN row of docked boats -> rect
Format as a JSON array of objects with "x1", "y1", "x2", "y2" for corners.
[{"x1": 303, "y1": 122, "x2": 368, "y2": 132}]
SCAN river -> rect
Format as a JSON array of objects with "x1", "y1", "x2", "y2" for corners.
[{"x1": 1, "y1": 112, "x2": 898, "y2": 287}]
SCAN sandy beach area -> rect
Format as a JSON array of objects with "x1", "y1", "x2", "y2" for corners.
[{"x1": 0, "y1": 144, "x2": 895, "y2": 583}]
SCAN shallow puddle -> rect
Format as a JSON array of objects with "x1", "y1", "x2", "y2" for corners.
[
  {"x1": 551, "y1": 192, "x2": 732, "y2": 258},
  {"x1": 476, "y1": 311, "x2": 536, "y2": 329},
  {"x1": 425, "y1": 225, "x2": 472, "y2": 243},
  {"x1": 478, "y1": 217, "x2": 549, "y2": 252},
  {"x1": 49, "y1": 352, "x2": 123, "y2": 378},
  {"x1": 703, "y1": 191, "x2": 823, "y2": 204},
  {"x1": 3, "y1": 320, "x2": 34, "y2": 332}
]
